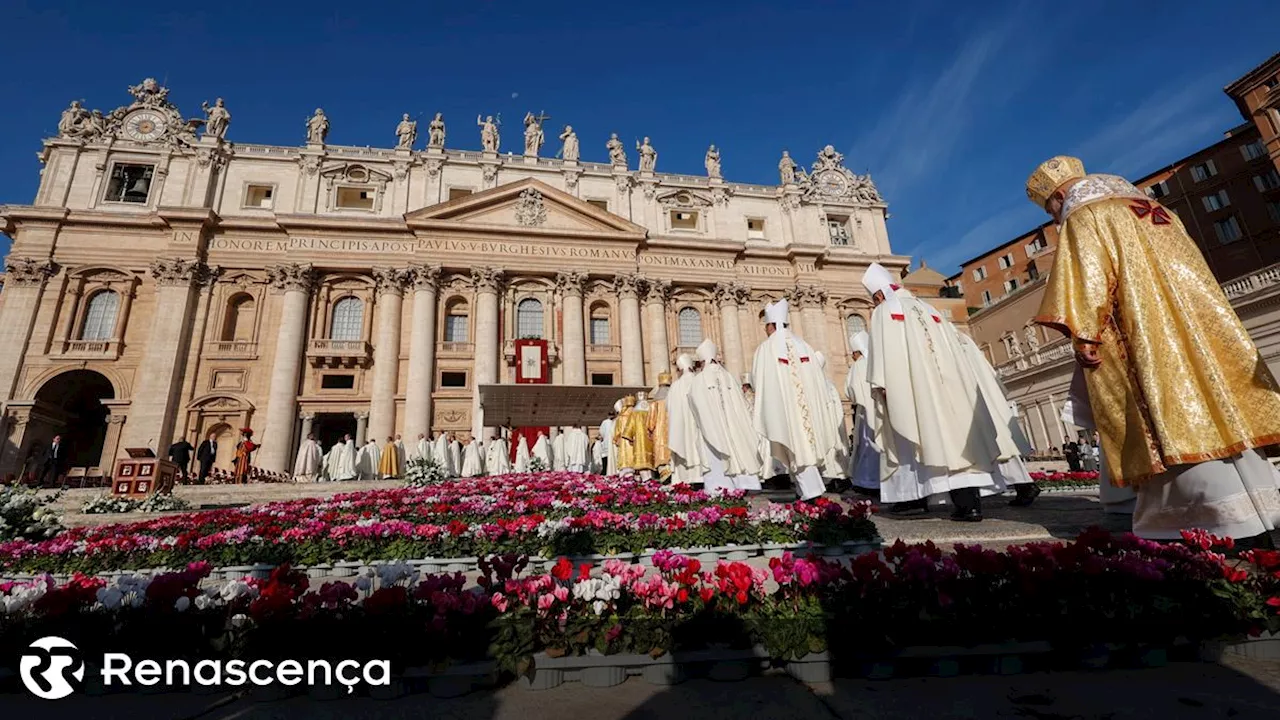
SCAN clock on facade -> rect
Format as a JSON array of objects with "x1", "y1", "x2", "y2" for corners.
[
  {"x1": 817, "y1": 171, "x2": 848, "y2": 197},
  {"x1": 123, "y1": 110, "x2": 166, "y2": 142}
]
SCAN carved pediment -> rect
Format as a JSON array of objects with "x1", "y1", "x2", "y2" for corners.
[
  {"x1": 221, "y1": 270, "x2": 265, "y2": 288},
  {"x1": 656, "y1": 189, "x2": 713, "y2": 209},
  {"x1": 320, "y1": 163, "x2": 393, "y2": 186},
  {"x1": 405, "y1": 178, "x2": 646, "y2": 236}
]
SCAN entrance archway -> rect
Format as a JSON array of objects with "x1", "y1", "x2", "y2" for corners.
[{"x1": 33, "y1": 369, "x2": 115, "y2": 469}]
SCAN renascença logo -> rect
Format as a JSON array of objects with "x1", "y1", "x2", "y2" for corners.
[{"x1": 20, "y1": 636, "x2": 85, "y2": 700}]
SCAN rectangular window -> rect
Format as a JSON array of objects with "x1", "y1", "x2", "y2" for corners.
[
  {"x1": 1242, "y1": 140, "x2": 1267, "y2": 161},
  {"x1": 1267, "y1": 78, "x2": 1280, "y2": 89},
  {"x1": 953, "y1": 280, "x2": 963, "y2": 295},
  {"x1": 827, "y1": 217, "x2": 851, "y2": 246},
  {"x1": 320, "y1": 374, "x2": 355, "y2": 390},
  {"x1": 1268, "y1": 201, "x2": 1280, "y2": 224},
  {"x1": 746, "y1": 217, "x2": 766, "y2": 239},
  {"x1": 589, "y1": 317, "x2": 610, "y2": 345},
  {"x1": 335, "y1": 186, "x2": 375, "y2": 210},
  {"x1": 103, "y1": 163, "x2": 155, "y2": 204},
  {"x1": 998, "y1": 253, "x2": 1014, "y2": 270},
  {"x1": 1214, "y1": 215, "x2": 1243, "y2": 244},
  {"x1": 670, "y1": 210, "x2": 699, "y2": 230},
  {"x1": 1254, "y1": 169, "x2": 1280, "y2": 192},
  {"x1": 444, "y1": 314, "x2": 468, "y2": 343},
  {"x1": 1201, "y1": 189, "x2": 1231, "y2": 212},
  {"x1": 981, "y1": 290, "x2": 992, "y2": 307},
  {"x1": 1190, "y1": 159, "x2": 1218, "y2": 182},
  {"x1": 244, "y1": 184, "x2": 274, "y2": 209},
  {"x1": 448, "y1": 187, "x2": 473, "y2": 201},
  {"x1": 586, "y1": 199, "x2": 609, "y2": 211},
  {"x1": 1027, "y1": 262, "x2": 1040, "y2": 282},
  {"x1": 440, "y1": 371, "x2": 467, "y2": 388},
  {"x1": 972, "y1": 266, "x2": 988, "y2": 281},
  {"x1": 1146, "y1": 180, "x2": 1170, "y2": 199},
  {"x1": 590, "y1": 373, "x2": 614, "y2": 386},
  {"x1": 1024, "y1": 235, "x2": 1048, "y2": 256},
  {"x1": 1003, "y1": 278, "x2": 1019, "y2": 294}
]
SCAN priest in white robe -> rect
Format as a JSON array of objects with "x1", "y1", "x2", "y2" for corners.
[
  {"x1": 324, "y1": 435, "x2": 358, "y2": 482},
  {"x1": 742, "y1": 373, "x2": 786, "y2": 482},
  {"x1": 750, "y1": 299, "x2": 833, "y2": 501},
  {"x1": 514, "y1": 434, "x2": 532, "y2": 473},
  {"x1": 551, "y1": 430, "x2": 567, "y2": 472},
  {"x1": 844, "y1": 331, "x2": 881, "y2": 493},
  {"x1": 689, "y1": 340, "x2": 763, "y2": 493},
  {"x1": 532, "y1": 431, "x2": 552, "y2": 470},
  {"x1": 667, "y1": 353, "x2": 704, "y2": 486},
  {"x1": 812, "y1": 351, "x2": 850, "y2": 485},
  {"x1": 415, "y1": 433, "x2": 432, "y2": 462},
  {"x1": 862, "y1": 262, "x2": 999, "y2": 521},
  {"x1": 356, "y1": 439, "x2": 382, "y2": 481},
  {"x1": 486, "y1": 434, "x2": 512, "y2": 475},
  {"x1": 394, "y1": 434, "x2": 408, "y2": 478},
  {"x1": 439, "y1": 433, "x2": 458, "y2": 477},
  {"x1": 1062, "y1": 368, "x2": 1136, "y2": 515},
  {"x1": 563, "y1": 426, "x2": 589, "y2": 473},
  {"x1": 292, "y1": 433, "x2": 323, "y2": 483},
  {"x1": 599, "y1": 402, "x2": 620, "y2": 476},
  {"x1": 590, "y1": 437, "x2": 605, "y2": 475},
  {"x1": 462, "y1": 438, "x2": 486, "y2": 477}
]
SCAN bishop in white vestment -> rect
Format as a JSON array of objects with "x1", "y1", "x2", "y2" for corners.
[
  {"x1": 667, "y1": 354, "x2": 705, "y2": 486},
  {"x1": 356, "y1": 439, "x2": 382, "y2": 481},
  {"x1": 563, "y1": 427, "x2": 589, "y2": 473},
  {"x1": 749, "y1": 299, "x2": 833, "y2": 501},
  {"x1": 325, "y1": 436, "x2": 358, "y2": 482},
  {"x1": 862, "y1": 262, "x2": 1000, "y2": 521},
  {"x1": 292, "y1": 434, "x2": 323, "y2": 483},
  {"x1": 415, "y1": 433, "x2": 432, "y2": 462},
  {"x1": 551, "y1": 430, "x2": 567, "y2": 471},
  {"x1": 844, "y1": 331, "x2": 881, "y2": 492},
  {"x1": 514, "y1": 434, "x2": 532, "y2": 473},
  {"x1": 462, "y1": 439, "x2": 486, "y2": 477},
  {"x1": 689, "y1": 340, "x2": 763, "y2": 493},
  {"x1": 813, "y1": 351, "x2": 850, "y2": 484},
  {"x1": 441, "y1": 434, "x2": 459, "y2": 477},
  {"x1": 599, "y1": 402, "x2": 620, "y2": 476},
  {"x1": 532, "y1": 432, "x2": 552, "y2": 470},
  {"x1": 486, "y1": 435, "x2": 513, "y2": 475}
]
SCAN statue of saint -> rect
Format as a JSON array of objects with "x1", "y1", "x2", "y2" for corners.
[
  {"x1": 523, "y1": 112, "x2": 546, "y2": 157},
  {"x1": 778, "y1": 150, "x2": 797, "y2": 185},
  {"x1": 559, "y1": 125, "x2": 579, "y2": 162},
  {"x1": 636, "y1": 136, "x2": 657, "y2": 173},
  {"x1": 201, "y1": 98, "x2": 231, "y2": 140},
  {"x1": 704, "y1": 144, "x2": 721, "y2": 179},
  {"x1": 58, "y1": 100, "x2": 89, "y2": 138},
  {"x1": 1025, "y1": 324, "x2": 1041, "y2": 353},
  {"x1": 306, "y1": 108, "x2": 329, "y2": 144},
  {"x1": 477, "y1": 114, "x2": 500, "y2": 153},
  {"x1": 427, "y1": 112, "x2": 446, "y2": 148},
  {"x1": 606, "y1": 133, "x2": 627, "y2": 167},
  {"x1": 395, "y1": 113, "x2": 417, "y2": 149}
]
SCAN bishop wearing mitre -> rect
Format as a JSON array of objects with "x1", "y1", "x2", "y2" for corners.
[
  {"x1": 614, "y1": 394, "x2": 656, "y2": 479},
  {"x1": 750, "y1": 298, "x2": 836, "y2": 501},
  {"x1": 690, "y1": 339, "x2": 763, "y2": 493},
  {"x1": 862, "y1": 262, "x2": 999, "y2": 521},
  {"x1": 486, "y1": 432, "x2": 512, "y2": 475},
  {"x1": 1030, "y1": 155, "x2": 1280, "y2": 541},
  {"x1": 844, "y1": 331, "x2": 881, "y2": 493},
  {"x1": 648, "y1": 372, "x2": 673, "y2": 478},
  {"x1": 667, "y1": 354, "x2": 704, "y2": 485}
]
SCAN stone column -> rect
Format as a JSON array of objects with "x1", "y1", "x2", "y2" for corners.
[
  {"x1": 112, "y1": 279, "x2": 137, "y2": 343},
  {"x1": 471, "y1": 267, "x2": 505, "y2": 439},
  {"x1": 0, "y1": 258, "x2": 56, "y2": 402},
  {"x1": 368, "y1": 267, "x2": 410, "y2": 443},
  {"x1": 120, "y1": 259, "x2": 211, "y2": 454},
  {"x1": 100, "y1": 414, "x2": 127, "y2": 470},
  {"x1": 556, "y1": 271, "x2": 588, "y2": 385},
  {"x1": 715, "y1": 282, "x2": 747, "y2": 379},
  {"x1": 1033, "y1": 402, "x2": 1051, "y2": 454},
  {"x1": 355, "y1": 411, "x2": 369, "y2": 446},
  {"x1": 256, "y1": 264, "x2": 316, "y2": 473},
  {"x1": 299, "y1": 412, "x2": 315, "y2": 443},
  {"x1": 404, "y1": 265, "x2": 441, "y2": 441},
  {"x1": 614, "y1": 273, "x2": 645, "y2": 386},
  {"x1": 55, "y1": 277, "x2": 84, "y2": 351},
  {"x1": 643, "y1": 279, "x2": 671, "y2": 383}
]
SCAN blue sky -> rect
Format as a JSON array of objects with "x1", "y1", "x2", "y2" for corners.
[{"x1": 2, "y1": 0, "x2": 1278, "y2": 273}]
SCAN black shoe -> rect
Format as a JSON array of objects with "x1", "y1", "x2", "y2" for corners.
[
  {"x1": 950, "y1": 508, "x2": 983, "y2": 523},
  {"x1": 1009, "y1": 483, "x2": 1042, "y2": 507},
  {"x1": 889, "y1": 499, "x2": 929, "y2": 515}
]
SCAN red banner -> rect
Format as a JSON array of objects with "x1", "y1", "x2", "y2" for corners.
[{"x1": 511, "y1": 339, "x2": 549, "y2": 461}]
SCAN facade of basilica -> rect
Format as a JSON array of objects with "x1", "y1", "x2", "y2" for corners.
[{"x1": 0, "y1": 79, "x2": 937, "y2": 476}]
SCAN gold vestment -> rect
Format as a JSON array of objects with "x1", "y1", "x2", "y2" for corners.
[
  {"x1": 614, "y1": 407, "x2": 655, "y2": 471},
  {"x1": 1036, "y1": 183, "x2": 1280, "y2": 485},
  {"x1": 647, "y1": 399, "x2": 671, "y2": 467}
]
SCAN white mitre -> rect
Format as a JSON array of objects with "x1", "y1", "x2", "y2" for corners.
[
  {"x1": 849, "y1": 330, "x2": 869, "y2": 356},
  {"x1": 695, "y1": 339, "x2": 718, "y2": 363},
  {"x1": 861, "y1": 263, "x2": 903, "y2": 315},
  {"x1": 741, "y1": 372, "x2": 753, "y2": 386},
  {"x1": 676, "y1": 353, "x2": 694, "y2": 373},
  {"x1": 763, "y1": 299, "x2": 790, "y2": 327},
  {"x1": 612, "y1": 399, "x2": 623, "y2": 414}
]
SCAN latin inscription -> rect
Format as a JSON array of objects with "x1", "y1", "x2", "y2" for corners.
[
  {"x1": 420, "y1": 238, "x2": 633, "y2": 260},
  {"x1": 209, "y1": 237, "x2": 416, "y2": 253},
  {"x1": 738, "y1": 264, "x2": 792, "y2": 276},
  {"x1": 641, "y1": 255, "x2": 735, "y2": 270}
]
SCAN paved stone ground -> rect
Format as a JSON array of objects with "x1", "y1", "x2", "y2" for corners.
[{"x1": 6, "y1": 656, "x2": 1279, "y2": 719}]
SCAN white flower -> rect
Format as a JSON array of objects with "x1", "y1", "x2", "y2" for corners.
[
  {"x1": 219, "y1": 581, "x2": 255, "y2": 602},
  {"x1": 194, "y1": 595, "x2": 214, "y2": 611},
  {"x1": 97, "y1": 586, "x2": 123, "y2": 610},
  {"x1": 174, "y1": 596, "x2": 190, "y2": 612},
  {"x1": 230, "y1": 613, "x2": 250, "y2": 628},
  {"x1": 354, "y1": 576, "x2": 372, "y2": 592},
  {"x1": 592, "y1": 600, "x2": 607, "y2": 616}
]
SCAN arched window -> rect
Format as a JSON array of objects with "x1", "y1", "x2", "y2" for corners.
[
  {"x1": 444, "y1": 298, "x2": 469, "y2": 342},
  {"x1": 330, "y1": 296, "x2": 364, "y2": 341},
  {"x1": 221, "y1": 293, "x2": 256, "y2": 342},
  {"x1": 517, "y1": 298, "x2": 544, "y2": 338},
  {"x1": 845, "y1": 313, "x2": 866, "y2": 342},
  {"x1": 589, "y1": 303, "x2": 611, "y2": 345},
  {"x1": 677, "y1": 307, "x2": 702, "y2": 347},
  {"x1": 79, "y1": 290, "x2": 119, "y2": 341}
]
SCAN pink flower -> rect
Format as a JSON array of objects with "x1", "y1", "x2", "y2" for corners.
[
  {"x1": 553, "y1": 586, "x2": 569, "y2": 603},
  {"x1": 537, "y1": 593, "x2": 556, "y2": 612},
  {"x1": 491, "y1": 592, "x2": 508, "y2": 612}
]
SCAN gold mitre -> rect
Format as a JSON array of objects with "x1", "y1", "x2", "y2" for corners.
[
  {"x1": 621, "y1": 394, "x2": 636, "y2": 408},
  {"x1": 1026, "y1": 156, "x2": 1086, "y2": 207},
  {"x1": 657, "y1": 371, "x2": 672, "y2": 386}
]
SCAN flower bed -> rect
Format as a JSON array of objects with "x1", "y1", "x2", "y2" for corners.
[
  {"x1": 1, "y1": 529, "x2": 1276, "y2": 686},
  {"x1": 0, "y1": 473, "x2": 877, "y2": 574},
  {"x1": 1030, "y1": 471, "x2": 1100, "y2": 490}
]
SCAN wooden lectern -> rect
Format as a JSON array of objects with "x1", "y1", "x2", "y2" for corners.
[{"x1": 112, "y1": 447, "x2": 178, "y2": 498}]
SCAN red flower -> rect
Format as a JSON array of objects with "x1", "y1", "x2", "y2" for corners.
[
  {"x1": 1266, "y1": 596, "x2": 1280, "y2": 608},
  {"x1": 551, "y1": 557, "x2": 572, "y2": 581},
  {"x1": 699, "y1": 587, "x2": 715, "y2": 603},
  {"x1": 735, "y1": 590, "x2": 748, "y2": 605},
  {"x1": 677, "y1": 588, "x2": 689, "y2": 604},
  {"x1": 1223, "y1": 566, "x2": 1249, "y2": 583},
  {"x1": 577, "y1": 563, "x2": 592, "y2": 581}
]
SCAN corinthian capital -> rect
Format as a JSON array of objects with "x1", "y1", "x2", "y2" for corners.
[
  {"x1": 470, "y1": 266, "x2": 505, "y2": 294},
  {"x1": 643, "y1": 278, "x2": 671, "y2": 304},
  {"x1": 3, "y1": 258, "x2": 57, "y2": 287},
  {"x1": 806, "y1": 285, "x2": 828, "y2": 306},
  {"x1": 150, "y1": 258, "x2": 210, "y2": 287},
  {"x1": 784, "y1": 285, "x2": 810, "y2": 308},
  {"x1": 555, "y1": 270, "x2": 587, "y2": 297},
  {"x1": 372, "y1": 267, "x2": 412, "y2": 296},
  {"x1": 612, "y1": 272, "x2": 644, "y2": 300},
  {"x1": 713, "y1": 282, "x2": 738, "y2": 307},
  {"x1": 410, "y1": 265, "x2": 442, "y2": 292},
  {"x1": 266, "y1": 263, "x2": 317, "y2": 294}
]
